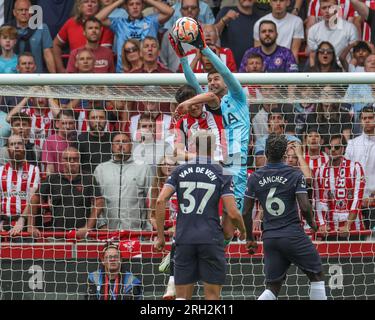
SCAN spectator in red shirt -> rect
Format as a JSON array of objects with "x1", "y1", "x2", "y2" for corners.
[
  {"x1": 53, "y1": 0, "x2": 114, "y2": 73},
  {"x1": 182, "y1": 24, "x2": 237, "y2": 73},
  {"x1": 120, "y1": 39, "x2": 143, "y2": 72},
  {"x1": 74, "y1": 48, "x2": 96, "y2": 73},
  {"x1": 67, "y1": 17, "x2": 115, "y2": 73},
  {"x1": 130, "y1": 36, "x2": 171, "y2": 73}
]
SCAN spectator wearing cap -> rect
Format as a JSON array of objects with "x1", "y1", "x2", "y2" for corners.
[
  {"x1": 86, "y1": 241, "x2": 143, "y2": 300},
  {"x1": 254, "y1": 105, "x2": 300, "y2": 168},
  {"x1": 66, "y1": 17, "x2": 115, "y2": 73},
  {"x1": 340, "y1": 40, "x2": 373, "y2": 72}
]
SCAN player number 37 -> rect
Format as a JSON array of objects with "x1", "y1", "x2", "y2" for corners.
[
  {"x1": 179, "y1": 181, "x2": 215, "y2": 214},
  {"x1": 266, "y1": 187, "x2": 285, "y2": 216}
]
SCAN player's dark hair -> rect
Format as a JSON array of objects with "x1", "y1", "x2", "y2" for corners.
[
  {"x1": 207, "y1": 69, "x2": 219, "y2": 77},
  {"x1": 175, "y1": 85, "x2": 197, "y2": 103},
  {"x1": 265, "y1": 133, "x2": 288, "y2": 162}
]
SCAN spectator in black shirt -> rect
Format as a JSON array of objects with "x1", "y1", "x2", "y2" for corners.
[
  {"x1": 76, "y1": 108, "x2": 112, "y2": 173},
  {"x1": 30, "y1": 146, "x2": 104, "y2": 239}
]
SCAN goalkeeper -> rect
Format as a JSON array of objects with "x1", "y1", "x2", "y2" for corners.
[{"x1": 169, "y1": 23, "x2": 250, "y2": 242}]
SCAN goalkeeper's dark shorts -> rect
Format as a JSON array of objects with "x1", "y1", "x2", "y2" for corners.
[
  {"x1": 263, "y1": 232, "x2": 323, "y2": 283},
  {"x1": 174, "y1": 243, "x2": 226, "y2": 285}
]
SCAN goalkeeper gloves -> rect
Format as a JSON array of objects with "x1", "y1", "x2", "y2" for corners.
[
  {"x1": 190, "y1": 22, "x2": 207, "y2": 50},
  {"x1": 168, "y1": 33, "x2": 186, "y2": 58}
]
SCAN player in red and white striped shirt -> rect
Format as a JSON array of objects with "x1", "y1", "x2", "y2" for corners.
[
  {"x1": 173, "y1": 85, "x2": 227, "y2": 162},
  {"x1": 0, "y1": 135, "x2": 40, "y2": 236},
  {"x1": 306, "y1": 0, "x2": 355, "y2": 29},
  {"x1": 316, "y1": 134, "x2": 366, "y2": 237}
]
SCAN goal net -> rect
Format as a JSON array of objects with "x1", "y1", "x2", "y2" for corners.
[{"x1": 0, "y1": 73, "x2": 374, "y2": 300}]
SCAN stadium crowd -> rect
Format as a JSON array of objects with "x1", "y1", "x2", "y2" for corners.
[{"x1": 0, "y1": 0, "x2": 374, "y2": 242}]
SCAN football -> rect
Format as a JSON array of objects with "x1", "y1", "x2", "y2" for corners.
[{"x1": 172, "y1": 17, "x2": 199, "y2": 43}]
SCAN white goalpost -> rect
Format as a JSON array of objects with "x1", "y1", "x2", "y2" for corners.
[{"x1": 0, "y1": 72, "x2": 375, "y2": 300}]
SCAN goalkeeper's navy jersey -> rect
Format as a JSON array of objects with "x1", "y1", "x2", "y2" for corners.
[
  {"x1": 245, "y1": 162, "x2": 308, "y2": 239},
  {"x1": 165, "y1": 157, "x2": 234, "y2": 245}
]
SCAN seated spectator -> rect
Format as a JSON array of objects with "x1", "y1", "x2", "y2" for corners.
[
  {"x1": 0, "y1": 112, "x2": 40, "y2": 167},
  {"x1": 253, "y1": 0, "x2": 304, "y2": 62},
  {"x1": 215, "y1": 0, "x2": 260, "y2": 68},
  {"x1": 307, "y1": 86, "x2": 353, "y2": 144},
  {"x1": 307, "y1": 0, "x2": 358, "y2": 66},
  {"x1": 305, "y1": 41, "x2": 342, "y2": 72},
  {"x1": 306, "y1": 0, "x2": 355, "y2": 31},
  {"x1": 129, "y1": 100, "x2": 173, "y2": 146},
  {"x1": 254, "y1": 105, "x2": 300, "y2": 168},
  {"x1": 239, "y1": 20, "x2": 298, "y2": 73},
  {"x1": 345, "y1": 105, "x2": 375, "y2": 230},
  {"x1": 87, "y1": 241, "x2": 142, "y2": 300},
  {"x1": 316, "y1": 134, "x2": 366, "y2": 238},
  {"x1": 67, "y1": 17, "x2": 115, "y2": 73},
  {"x1": 74, "y1": 48, "x2": 96, "y2": 73},
  {"x1": 6, "y1": 96, "x2": 59, "y2": 149},
  {"x1": 120, "y1": 39, "x2": 143, "y2": 72},
  {"x1": 160, "y1": 0, "x2": 199, "y2": 73},
  {"x1": 75, "y1": 108, "x2": 113, "y2": 174},
  {"x1": 0, "y1": 134, "x2": 40, "y2": 237},
  {"x1": 183, "y1": 24, "x2": 237, "y2": 73},
  {"x1": 130, "y1": 36, "x2": 171, "y2": 73},
  {"x1": 163, "y1": 0, "x2": 215, "y2": 31},
  {"x1": 0, "y1": 25, "x2": 18, "y2": 73},
  {"x1": 42, "y1": 110, "x2": 76, "y2": 176},
  {"x1": 16, "y1": 51, "x2": 36, "y2": 73},
  {"x1": 10, "y1": 0, "x2": 56, "y2": 73},
  {"x1": 339, "y1": 40, "x2": 372, "y2": 72},
  {"x1": 96, "y1": 0, "x2": 173, "y2": 73},
  {"x1": 243, "y1": 53, "x2": 264, "y2": 99},
  {"x1": 30, "y1": 146, "x2": 104, "y2": 239},
  {"x1": 54, "y1": 0, "x2": 114, "y2": 73},
  {"x1": 94, "y1": 132, "x2": 153, "y2": 232}
]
